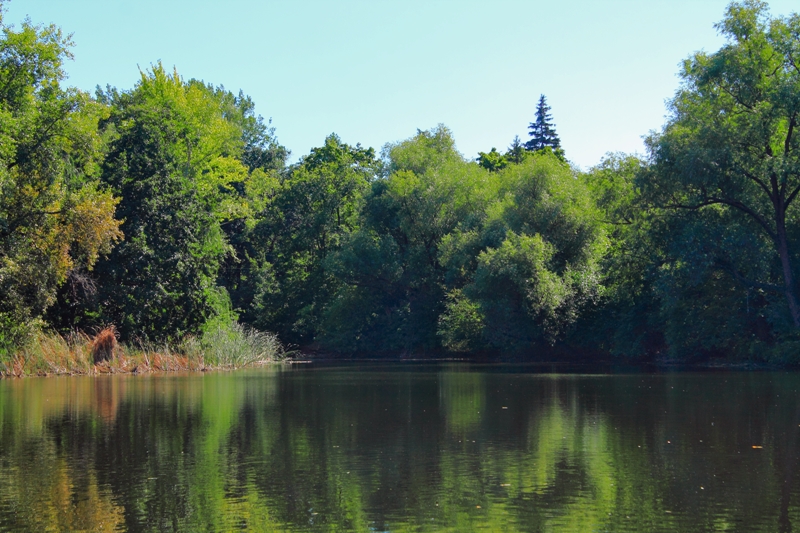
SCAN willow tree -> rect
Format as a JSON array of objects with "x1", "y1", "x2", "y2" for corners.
[{"x1": 642, "y1": 1, "x2": 800, "y2": 328}]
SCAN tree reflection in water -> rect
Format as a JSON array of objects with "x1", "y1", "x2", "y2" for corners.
[{"x1": 0, "y1": 365, "x2": 798, "y2": 531}]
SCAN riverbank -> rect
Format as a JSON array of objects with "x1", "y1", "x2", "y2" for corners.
[
  {"x1": 295, "y1": 344, "x2": 786, "y2": 370},
  {"x1": 0, "y1": 325, "x2": 286, "y2": 378},
  {"x1": 4, "y1": 331, "x2": 782, "y2": 378}
]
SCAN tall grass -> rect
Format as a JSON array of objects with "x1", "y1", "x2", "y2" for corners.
[
  {"x1": 183, "y1": 323, "x2": 285, "y2": 368},
  {"x1": 0, "y1": 323, "x2": 285, "y2": 377},
  {"x1": 3, "y1": 331, "x2": 94, "y2": 376}
]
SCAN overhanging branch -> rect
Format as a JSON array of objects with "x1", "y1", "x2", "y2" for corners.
[
  {"x1": 741, "y1": 168, "x2": 774, "y2": 199},
  {"x1": 665, "y1": 196, "x2": 777, "y2": 241},
  {"x1": 786, "y1": 183, "x2": 800, "y2": 210},
  {"x1": 715, "y1": 259, "x2": 783, "y2": 293}
]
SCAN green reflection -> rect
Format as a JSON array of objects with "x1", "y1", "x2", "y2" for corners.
[
  {"x1": 0, "y1": 368, "x2": 799, "y2": 531},
  {"x1": 439, "y1": 365, "x2": 485, "y2": 433}
]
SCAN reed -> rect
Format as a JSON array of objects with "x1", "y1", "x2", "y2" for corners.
[
  {"x1": 0, "y1": 323, "x2": 285, "y2": 377},
  {"x1": 183, "y1": 323, "x2": 286, "y2": 369}
]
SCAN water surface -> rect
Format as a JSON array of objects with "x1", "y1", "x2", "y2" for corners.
[{"x1": 0, "y1": 363, "x2": 799, "y2": 531}]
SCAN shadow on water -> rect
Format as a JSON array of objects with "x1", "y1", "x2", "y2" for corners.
[{"x1": 0, "y1": 363, "x2": 800, "y2": 531}]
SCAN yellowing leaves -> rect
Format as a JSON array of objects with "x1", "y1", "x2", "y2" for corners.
[
  {"x1": 197, "y1": 155, "x2": 249, "y2": 221},
  {"x1": 62, "y1": 186, "x2": 123, "y2": 271}
]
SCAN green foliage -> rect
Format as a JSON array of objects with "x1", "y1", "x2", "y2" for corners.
[
  {"x1": 7, "y1": 1, "x2": 800, "y2": 362},
  {"x1": 578, "y1": 154, "x2": 666, "y2": 358},
  {"x1": 183, "y1": 322, "x2": 284, "y2": 367},
  {"x1": 318, "y1": 128, "x2": 605, "y2": 355},
  {"x1": 68, "y1": 65, "x2": 263, "y2": 342},
  {"x1": 437, "y1": 290, "x2": 485, "y2": 352},
  {"x1": 244, "y1": 134, "x2": 378, "y2": 344},
  {"x1": 505, "y1": 135, "x2": 528, "y2": 165},
  {"x1": 471, "y1": 233, "x2": 565, "y2": 346},
  {"x1": 0, "y1": 11, "x2": 121, "y2": 354},
  {"x1": 477, "y1": 147, "x2": 508, "y2": 172},
  {"x1": 438, "y1": 154, "x2": 606, "y2": 353},
  {"x1": 319, "y1": 126, "x2": 496, "y2": 353},
  {"x1": 33, "y1": 63, "x2": 292, "y2": 346},
  {"x1": 633, "y1": 0, "x2": 800, "y2": 358}
]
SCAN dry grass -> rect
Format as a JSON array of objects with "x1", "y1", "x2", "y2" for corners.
[
  {"x1": 91, "y1": 326, "x2": 118, "y2": 364},
  {"x1": 0, "y1": 324, "x2": 285, "y2": 378}
]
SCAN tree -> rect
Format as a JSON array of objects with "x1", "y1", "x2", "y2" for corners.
[
  {"x1": 505, "y1": 135, "x2": 527, "y2": 164},
  {"x1": 206, "y1": 87, "x2": 288, "y2": 324},
  {"x1": 322, "y1": 126, "x2": 489, "y2": 353},
  {"x1": 641, "y1": 0, "x2": 800, "y2": 330},
  {"x1": 246, "y1": 134, "x2": 377, "y2": 344},
  {"x1": 476, "y1": 147, "x2": 507, "y2": 172},
  {"x1": 524, "y1": 95, "x2": 564, "y2": 159},
  {"x1": 580, "y1": 154, "x2": 668, "y2": 359},
  {"x1": 0, "y1": 9, "x2": 121, "y2": 351},
  {"x1": 235, "y1": 92, "x2": 289, "y2": 174},
  {"x1": 84, "y1": 65, "x2": 249, "y2": 341},
  {"x1": 438, "y1": 153, "x2": 606, "y2": 352}
]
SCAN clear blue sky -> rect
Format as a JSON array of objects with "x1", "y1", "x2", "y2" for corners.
[{"x1": 6, "y1": 0, "x2": 798, "y2": 169}]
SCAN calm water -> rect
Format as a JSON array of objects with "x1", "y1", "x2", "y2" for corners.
[{"x1": 0, "y1": 364, "x2": 799, "y2": 532}]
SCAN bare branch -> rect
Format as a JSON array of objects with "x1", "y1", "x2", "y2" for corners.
[{"x1": 786, "y1": 50, "x2": 800, "y2": 74}]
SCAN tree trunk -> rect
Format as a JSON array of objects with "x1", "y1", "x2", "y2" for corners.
[{"x1": 776, "y1": 212, "x2": 800, "y2": 327}]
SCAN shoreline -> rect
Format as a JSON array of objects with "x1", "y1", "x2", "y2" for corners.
[
  {"x1": 0, "y1": 354, "x2": 290, "y2": 378},
  {"x1": 1, "y1": 357, "x2": 785, "y2": 378},
  {"x1": 2, "y1": 338, "x2": 786, "y2": 378},
  {"x1": 0, "y1": 327, "x2": 287, "y2": 378}
]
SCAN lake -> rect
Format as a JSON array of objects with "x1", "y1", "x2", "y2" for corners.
[{"x1": 0, "y1": 363, "x2": 798, "y2": 531}]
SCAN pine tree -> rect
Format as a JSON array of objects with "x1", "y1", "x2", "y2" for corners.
[
  {"x1": 505, "y1": 135, "x2": 527, "y2": 164},
  {"x1": 524, "y1": 95, "x2": 563, "y2": 157}
]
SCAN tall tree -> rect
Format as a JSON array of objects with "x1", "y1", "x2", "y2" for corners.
[
  {"x1": 641, "y1": 0, "x2": 800, "y2": 329},
  {"x1": 86, "y1": 65, "x2": 249, "y2": 341},
  {"x1": 246, "y1": 134, "x2": 377, "y2": 344},
  {"x1": 322, "y1": 126, "x2": 485, "y2": 353},
  {"x1": 438, "y1": 153, "x2": 605, "y2": 352},
  {"x1": 580, "y1": 154, "x2": 668, "y2": 359},
  {"x1": 0, "y1": 9, "x2": 121, "y2": 351},
  {"x1": 524, "y1": 95, "x2": 564, "y2": 159}
]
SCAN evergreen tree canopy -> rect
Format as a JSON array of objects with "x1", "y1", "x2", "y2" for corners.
[
  {"x1": 524, "y1": 95, "x2": 564, "y2": 160},
  {"x1": 505, "y1": 135, "x2": 528, "y2": 164}
]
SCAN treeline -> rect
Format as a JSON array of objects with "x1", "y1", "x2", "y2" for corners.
[{"x1": 2, "y1": 0, "x2": 800, "y2": 363}]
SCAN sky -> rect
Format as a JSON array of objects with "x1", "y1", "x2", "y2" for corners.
[{"x1": 6, "y1": 0, "x2": 799, "y2": 169}]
